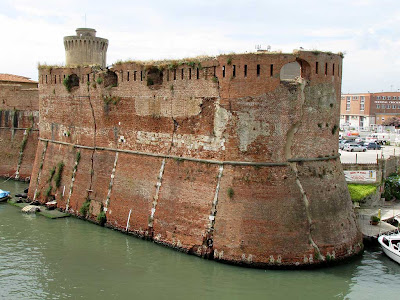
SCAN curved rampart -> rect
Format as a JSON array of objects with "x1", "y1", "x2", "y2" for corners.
[{"x1": 30, "y1": 50, "x2": 362, "y2": 267}]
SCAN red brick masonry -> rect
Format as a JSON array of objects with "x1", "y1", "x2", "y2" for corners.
[{"x1": 29, "y1": 51, "x2": 362, "y2": 268}]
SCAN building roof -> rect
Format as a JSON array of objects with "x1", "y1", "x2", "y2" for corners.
[{"x1": 0, "y1": 73, "x2": 37, "y2": 84}]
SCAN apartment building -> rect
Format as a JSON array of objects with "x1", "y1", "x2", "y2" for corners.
[{"x1": 340, "y1": 92, "x2": 400, "y2": 129}]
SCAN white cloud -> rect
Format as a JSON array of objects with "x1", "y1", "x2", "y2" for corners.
[{"x1": 1, "y1": 0, "x2": 400, "y2": 92}]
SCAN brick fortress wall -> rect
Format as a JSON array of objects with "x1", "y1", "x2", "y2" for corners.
[
  {"x1": 29, "y1": 50, "x2": 362, "y2": 268},
  {"x1": 0, "y1": 84, "x2": 39, "y2": 180}
]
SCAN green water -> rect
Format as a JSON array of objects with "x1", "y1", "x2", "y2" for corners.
[{"x1": 0, "y1": 180, "x2": 399, "y2": 299}]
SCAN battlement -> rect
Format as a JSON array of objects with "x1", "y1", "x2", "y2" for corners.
[{"x1": 39, "y1": 50, "x2": 342, "y2": 98}]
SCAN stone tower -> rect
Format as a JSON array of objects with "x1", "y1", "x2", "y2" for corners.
[{"x1": 64, "y1": 28, "x2": 108, "y2": 68}]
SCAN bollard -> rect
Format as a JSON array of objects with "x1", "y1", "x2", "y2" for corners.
[{"x1": 356, "y1": 153, "x2": 357, "y2": 164}]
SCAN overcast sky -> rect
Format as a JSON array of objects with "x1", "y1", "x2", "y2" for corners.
[{"x1": 0, "y1": 0, "x2": 399, "y2": 93}]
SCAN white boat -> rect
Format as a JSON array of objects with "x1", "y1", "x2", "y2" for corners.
[{"x1": 378, "y1": 232, "x2": 400, "y2": 264}]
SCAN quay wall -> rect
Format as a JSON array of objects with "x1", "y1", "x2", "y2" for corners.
[
  {"x1": 0, "y1": 84, "x2": 39, "y2": 180},
  {"x1": 30, "y1": 51, "x2": 362, "y2": 267}
]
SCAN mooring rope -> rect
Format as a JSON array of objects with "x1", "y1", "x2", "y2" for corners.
[{"x1": 1, "y1": 172, "x2": 17, "y2": 184}]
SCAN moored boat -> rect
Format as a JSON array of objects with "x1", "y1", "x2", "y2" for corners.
[
  {"x1": 378, "y1": 232, "x2": 400, "y2": 264},
  {"x1": 0, "y1": 189, "x2": 10, "y2": 202}
]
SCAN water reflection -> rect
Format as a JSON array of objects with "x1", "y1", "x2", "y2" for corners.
[{"x1": 0, "y1": 180, "x2": 399, "y2": 299}]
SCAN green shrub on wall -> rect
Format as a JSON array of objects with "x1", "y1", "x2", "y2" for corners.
[{"x1": 383, "y1": 174, "x2": 400, "y2": 200}]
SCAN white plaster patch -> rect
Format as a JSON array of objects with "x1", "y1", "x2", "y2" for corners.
[
  {"x1": 236, "y1": 112, "x2": 276, "y2": 152},
  {"x1": 136, "y1": 131, "x2": 226, "y2": 152}
]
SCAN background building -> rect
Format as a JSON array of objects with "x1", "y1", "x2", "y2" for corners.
[{"x1": 340, "y1": 92, "x2": 400, "y2": 129}]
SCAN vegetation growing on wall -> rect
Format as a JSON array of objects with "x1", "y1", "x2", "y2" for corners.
[
  {"x1": 63, "y1": 75, "x2": 72, "y2": 92},
  {"x1": 383, "y1": 174, "x2": 400, "y2": 201},
  {"x1": 79, "y1": 197, "x2": 91, "y2": 217},
  {"x1": 97, "y1": 204, "x2": 107, "y2": 226},
  {"x1": 54, "y1": 162, "x2": 64, "y2": 188}
]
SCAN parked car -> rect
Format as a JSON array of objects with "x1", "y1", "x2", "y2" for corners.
[
  {"x1": 343, "y1": 143, "x2": 367, "y2": 152},
  {"x1": 339, "y1": 140, "x2": 354, "y2": 150},
  {"x1": 366, "y1": 142, "x2": 382, "y2": 150}
]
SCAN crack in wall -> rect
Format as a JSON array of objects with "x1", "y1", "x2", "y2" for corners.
[
  {"x1": 203, "y1": 164, "x2": 224, "y2": 254},
  {"x1": 87, "y1": 95, "x2": 97, "y2": 196},
  {"x1": 284, "y1": 77, "x2": 324, "y2": 261},
  {"x1": 148, "y1": 158, "x2": 166, "y2": 230},
  {"x1": 66, "y1": 150, "x2": 81, "y2": 211},
  {"x1": 33, "y1": 140, "x2": 48, "y2": 200},
  {"x1": 104, "y1": 152, "x2": 118, "y2": 211}
]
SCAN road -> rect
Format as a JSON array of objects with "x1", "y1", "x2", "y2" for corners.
[{"x1": 339, "y1": 145, "x2": 400, "y2": 164}]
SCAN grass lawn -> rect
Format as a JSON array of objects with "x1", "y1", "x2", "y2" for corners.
[{"x1": 347, "y1": 184, "x2": 377, "y2": 202}]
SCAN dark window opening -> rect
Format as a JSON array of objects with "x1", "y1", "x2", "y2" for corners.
[
  {"x1": 134, "y1": 71, "x2": 137, "y2": 81},
  {"x1": 103, "y1": 71, "x2": 118, "y2": 88},
  {"x1": 189, "y1": 68, "x2": 191, "y2": 80},
  {"x1": 232, "y1": 65, "x2": 236, "y2": 77},
  {"x1": 87, "y1": 74, "x2": 90, "y2": 82},
  {"x1": 196, "y1": 68, "x2": 199, "y2": 79},
  {"x1": 316, "y1": 62, "x2": 319, "y2": 74},
  {"x1": 332, "y1": 64, "x2": 335, "y2": 76},
  {"x1": 213, "y1": 66, "x2": 216, "y2": 77},
  {"x1": 146, "y1": 67, "x2": 164, "y2": 87},
  {"x1": 13, "y1": 110, "x2": 18, "y2": 128},
  {"x1": 54, "y1": 75, "x2": 57, "y2": 84},
  {"x1": 141, "y1": 71, "x2": 143, "y2": 81},
  {"x1": 64, "y1": 74, "x2": 66, "y2": 79},
  {"x1": 222, "y1": 66, "x2": 225, "y2": 78},
  {"x1": 67, "y1": 73, "x2": 80, "y2": 89},
  {"x1": 325, "y1": 63, "x2": 328, "y2": 75},
  {"x1": 173, "y1": 69, "x2": 176, "y2": 80},
  {"x1": 167, "y1": 70, "x2": 169, "y2": 81},
  {"x1": 181, "y1": 69, "x2": 184, "y2": 80},
  {"x1": 46, "y1": 75, "x2": 47, "y2": 83},
  {"x1": 244, "y1": 65, "x2": 247, "y2": 77},
  {"x1": 270, "y1": 64, "x2": 273, "y2": 77},
  {"x1": 127, "y1": 71, "x2": 130, "y2": 81},
  {"x1": 257, "y1": 64, "x2": 260, "y2": 77}
]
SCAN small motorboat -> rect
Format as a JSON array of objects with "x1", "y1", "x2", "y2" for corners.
[
  {"x1": 0, "y1": 189, "x2": 10, "y2": 202},
  {"x1": 378, "y1": 232, "x2": 400, "y2": 264}
]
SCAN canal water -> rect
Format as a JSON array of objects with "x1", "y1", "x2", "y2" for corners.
[{"x1": 0, "y1": 180, "x2": 399, "y2": 300}]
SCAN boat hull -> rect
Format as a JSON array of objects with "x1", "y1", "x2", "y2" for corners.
[
  {"x1": 378, "y1": 235, "x2": 400, "y2": 264},
  {"x1": 0, "y1": 195, "x2": 10, "y2": 203}
]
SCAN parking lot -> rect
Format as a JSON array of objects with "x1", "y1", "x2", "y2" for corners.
[{"x1": 339, "y1": 145, "x2": 400, "y2": 163}]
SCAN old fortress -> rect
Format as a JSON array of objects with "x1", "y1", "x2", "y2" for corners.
[{"x1": 1, "y1": 28, "x2": 362, "y2": 268}]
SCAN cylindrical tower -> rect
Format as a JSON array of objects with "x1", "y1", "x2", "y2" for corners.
[{"x1": 64, "y1": 28, "x2": 108, "y2": 68}]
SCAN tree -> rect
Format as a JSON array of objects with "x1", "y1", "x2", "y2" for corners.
[{"x1": 382, "y1": 116, "x2": 400, "y2": 127}]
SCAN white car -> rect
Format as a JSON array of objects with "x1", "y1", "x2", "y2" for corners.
[{"x1": 343, "y1": 143, "x2": 367, "y2": 152}]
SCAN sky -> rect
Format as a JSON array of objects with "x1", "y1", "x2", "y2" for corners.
[{"x1": 0, "y1": 0, "x2": 399, "y2": 93}]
